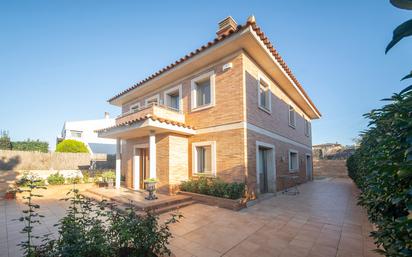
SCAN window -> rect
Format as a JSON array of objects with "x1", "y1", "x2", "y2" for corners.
[
  {"x1": 164, "y1": 85, "x2": 182, "y2": 111},
  {"x1": 305, "y1": 119, "x2": 311, "y2": 136},
  {"x1": 191, "y1": 71, "x2": 215, "y2": 111},
  {"x1": 145, "y1": 94, "x2": 159, "y2": 106},
  {"x1": 258, "y1": 78, "x2": 271, "y2": 112},
  {"x1": 192, "y1": 141, "x2": 216, "y2": 175},
  {"x1": 289, "y1": 150, "x2": 299, "y2": 171},
  {"x1": 289, "y1": 105, "x2": 296, "y2": 128},
  {"x1": 129, "y1": 103, "x2": 140, "y2": 112},
  {"x1": 70, "y1": 130, "x2": 82, "y2": 138}
]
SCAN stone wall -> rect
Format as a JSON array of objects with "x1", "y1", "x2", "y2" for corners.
[
  {"x1": 0, "y1": 150, "x2": 115, "y2": 171},
  {"x1": 313, "y1": 160, "x2": 348, "y2": 178}
]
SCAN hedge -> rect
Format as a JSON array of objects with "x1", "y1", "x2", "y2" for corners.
[
  {"x1": 56, "y1": 139, "x2": 89, "y2": 153},
  {"x1": 347, "y1": 86, "x2": 412, "y2": 256},
  {"x1": 180, "y1": 176, "x2": 245, "y2": 199},
  {"x1": 11, "y1": 140, "x2": 49, "y2": 153}
]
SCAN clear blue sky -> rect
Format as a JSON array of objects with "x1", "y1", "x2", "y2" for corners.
[{"x1": 1, "y1": 1, "x2": 411, "y2": 149}]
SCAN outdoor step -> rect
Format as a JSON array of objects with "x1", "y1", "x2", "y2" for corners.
[
  {"x1": 141, "y1": 196, "x2": 193, "y2": 211},
  {"x1": 152, "y1": 200, "x2": 197, "y2": 214}
]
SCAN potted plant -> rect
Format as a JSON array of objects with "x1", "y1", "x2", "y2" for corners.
[
  {"x1": 143, "y1": 178, "x2": 158, "y2": 200},
  {"x1": 4, "y1": 187, "x2": 17, "y2": 200},
  {"x1": 101, "y1": 171, "x2": 116, "y2": 188}
]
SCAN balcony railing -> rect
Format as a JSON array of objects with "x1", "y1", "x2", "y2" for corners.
[{"x1": 116, "y1": 103, "x2": 185, "y2": 125}]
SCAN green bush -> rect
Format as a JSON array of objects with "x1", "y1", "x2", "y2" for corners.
[
  {"x1": 12, "y1": 139, "x2": 48, "y2": 153},
  {"x1": 101, "y1": 170, "x2": 115, "y2": 182},
  {"x1": 20, "y1": 188, "x2": 181, "y2": 257},
  {"x1": 55, "y1": 139, "x2": 89, "y2": 153},
  {"x1": 47, "y1": 172, "x2": 65, "y2": 185},
  {"x1": 16, "y1": 173, "x2": 46, "y2": 187},
  {"x1": 66, "y1": 176, "x2": 82, "y2": 184},
  {"x1": 347, "y1": 87, "x2": 412, "y2": 256},
  {"x1": 180, "y1": 177, "x2": 245, "y2": 199}
]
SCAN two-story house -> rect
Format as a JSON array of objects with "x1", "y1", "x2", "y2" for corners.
[{"x1": 98, "y1": 16, "x2": 321, "y2": 198}]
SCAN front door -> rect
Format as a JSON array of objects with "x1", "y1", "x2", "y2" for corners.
[
  {"x1": 258, "y1": 147, "x2": 269, "y2": 193},
  {"x1": 133, "y1": 147, "x2": 149, "y2": 190},
  {"x1": 139, "y1": 148, "x2": 149, "y2": 189},
  {"x1": 306, "y1": 155, "x2": 312, "y2": 180}
]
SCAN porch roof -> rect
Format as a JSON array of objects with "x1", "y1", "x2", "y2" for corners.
[{"x1": 96, "y1": 114, "x2": 195, "y2": 139}]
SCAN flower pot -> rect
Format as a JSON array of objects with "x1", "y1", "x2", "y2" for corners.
[
  {"x1": 107, "y1": 179, "x2": 114, "y2": 189},
  {"x1": 4, "y1": 191, "x2": 16, "y2": 200},
  {"x1": 144, "y1": 181, "x2": 158, "y2": 200}
]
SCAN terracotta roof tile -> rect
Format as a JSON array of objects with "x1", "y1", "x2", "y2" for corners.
[
  {"x1": 96, "y1": 115, "x2": 195, "y2": 134},
  {"x1": 108, "y1": 19, "x2": 320, "y2": 116}
]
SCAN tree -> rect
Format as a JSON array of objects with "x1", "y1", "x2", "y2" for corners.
[
  {"x1": 0, "y1": 130, "x2": 12, "y2": 150},
  {"x1": 55, "y1": 140, "x2": 89, "y2": 153}
]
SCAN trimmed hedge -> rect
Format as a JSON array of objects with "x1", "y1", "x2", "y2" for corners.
[
  {"x1": 180, "y1": 176, "x2": 245, "y2": 200},
  {"x1": 347, "y1": 87, "x2": 412, "y2": 256},
  {"x1": 56, "y1": 139, "x2": 89, "y2": 153}
]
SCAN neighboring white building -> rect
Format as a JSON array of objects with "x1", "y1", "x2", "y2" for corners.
[{"x1": 57, "y1": 112, "x2": 116, "y2": 154}]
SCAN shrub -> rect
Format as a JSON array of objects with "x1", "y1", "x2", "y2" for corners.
[
  {"x1": 12, "y1": 139, "x2": 48, "y2": 153},
  {"x1": 347, "y1": 87, "x2": 412, "y2": 256},
  {"x1": 180, "y1": 177, "x2": 245, "y2": 199},
  {"x1": 55, "y1": 139, "x2": 88, "y2": 153},
  {"x1": 16, "y1": 173, "x2": 46, "y2": 187},
  {"x1": 18, "y1": 187, "x2": 181, "y2": 257},
  {"x1": 101, "y1": 170, "x2": 116, "y2": 182},
  {"x1": 47, "y1": 172, "x2": 65, "y2": 185},
  {"x1": 66, "y1": 176, "x2": 82, "y2": 184}
]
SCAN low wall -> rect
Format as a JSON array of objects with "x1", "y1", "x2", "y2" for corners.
[
  {"x1": 313, "y1": 160, "x2": 348, "y2": 178},
  {"x1": 0, "y1": 150, "x2": 115, "y2": 170}
]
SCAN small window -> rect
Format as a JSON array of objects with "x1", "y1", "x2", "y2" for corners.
[
  {"x1": 289, "y1": 150, "x2": 299, "y2": 171},
  {"x1": 305, "y1": 120, "x2": 310, "y2": 136},
  {"x1": 164, "y1": 85, "x2": 182, "y2": 111},
  {"x1": 192, "y1": 141, "x2": 216, "y2": 175},
  {"x1": 145, "y1": 94, "x2": 159, "y2": 106},
  {"x1": 258, "y1": 79, "x2": 270, "y2": 111},
  {"x1": 196, "y1": 79, "x2": 211, "y2": 107},
  {"x1": 70, "y1": 130, "x2": 82, "y2": 138},
  {"x1": 196, "y1": 145, "x2": 211, "y2": 173},
  {"x1": 289, "y1": 105, "x2": 296, "y2": 128},
  {"x1": 191, "y1": 71, "x2": 215, "y2": 111},
  {"x1": 129, "y1": 103, "x2": 140, "y2": 112}
]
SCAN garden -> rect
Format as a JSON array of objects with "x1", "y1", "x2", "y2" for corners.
[{"x1": 15, "y1": 176, "x2": 181, "y2": 257}]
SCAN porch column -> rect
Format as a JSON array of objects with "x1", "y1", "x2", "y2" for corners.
[
  {"x1": 115, "y1": 138, "x2": 121, "y2": 189},
  {"x1": 149, "y1": 130, "x2": 156, "y2": 179}
]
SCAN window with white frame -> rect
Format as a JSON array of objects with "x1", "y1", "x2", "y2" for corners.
[
  {"x1": 289, "y1": 150, "x2": 299, "y2": 171},
  {"x1": 258, "y1": 78, "x2": 271, "y2": 111},
  {"x1": 304, "y1": 119, "x2": 311, "y2": 136},
  {"x1": 289, "y1": 105, "x2": 296, "y2": 128},
  {"x1": 164, "y1": 85, "x2": 182, "y2": 111},
  {"x1": 145, "y1": 94, "x2": 159, "y2": 106},
  {"x1": 70, "y1": 130, "x2": 82, "y2": 138},
  {"x1": 129, "y1": 102, "x2": 140, "y2": 113},
  {"x1": 191, "y1": 71, "x2": 215, "y2": 111},
  {"x1": 192, "y1": 141, "x2": 216, "y2": 175}
]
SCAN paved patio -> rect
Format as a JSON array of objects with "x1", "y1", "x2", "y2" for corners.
[{"x1": 0, "y1": 178, "x2": 380, "y2": 257}]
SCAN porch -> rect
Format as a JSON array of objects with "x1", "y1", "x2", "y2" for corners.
[
  {"x1": 82, "y1": 186, "x2": 194, "y2": 213},
  {"x1": 97, "y1": 104, "x2": 195, "y2": 193}
]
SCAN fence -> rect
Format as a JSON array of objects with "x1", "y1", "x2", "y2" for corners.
[
  {"x1": 313, "y1": 160, "x2": 348, "y2": 178},
  {"x1": 0, "y1": 150, "x2": 115, "y2": 171}
]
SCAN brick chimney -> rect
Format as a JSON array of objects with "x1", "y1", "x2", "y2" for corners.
[{"x1": 216, "y1": 16, "x2": 237, "y2": 39}]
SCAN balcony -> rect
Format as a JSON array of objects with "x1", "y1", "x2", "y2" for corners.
[{"x1": 116, "y1": 103, "x2": 185, "y2": 125}]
